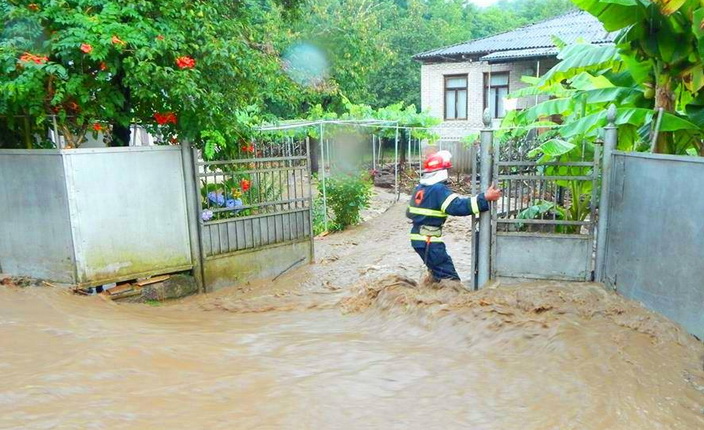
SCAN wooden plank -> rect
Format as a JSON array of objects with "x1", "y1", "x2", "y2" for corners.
[{"x1": 135, "y1": 275, "x2": 170, "y2": 287}]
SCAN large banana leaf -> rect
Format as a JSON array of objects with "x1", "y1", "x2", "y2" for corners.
[
  {"x1": 692, "y1": 8, "x2": 704, "y2": 58},
  {"x1": 569, "y1": 72, "x2": 615, "y2": 91},
  {"x1": 519, "y1": 98, "x2": 575, "y2": 122},
  {"x1": 508, "y1": 82, "x2": 573, "y2": 99},
  {"x1": 656, "y1": 0, "x2": 690, "y2": 15},
  {"x1": 539, "y1": 44, "x2": 623, "y2": 86},
  {"x1": 527, "y1": 139, "x2": 576, "y2": 163},
  {"x1": 560, "y1": 107, "x2": 700, "y2": 138},
  {"x1": 685, "y1": 102, "x2": 704, "y2": 129},
  {"x1": 583, "y1": 87, "x2": 640, "y2": 104},
  {"x1": 616, "y1": 49, "x2": 653, "y2": 84},
  {"x1": 571, "y1": 0, "x2": 644, "y2": 31}
]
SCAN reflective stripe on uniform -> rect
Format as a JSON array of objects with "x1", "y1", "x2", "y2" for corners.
[
  {"x1": 440, "y1": 193, "x2": 460, "y2": 213},
  {"x1": 470, "y1": 196, "x2": 480, "y2": 215},
  {"x1": 408, "y1": 206, "x2": 448, "y2": 218},
  {"x1": 410, "y1": 234, "x2": 444, "y2": 242}
]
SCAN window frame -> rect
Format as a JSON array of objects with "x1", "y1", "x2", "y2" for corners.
[
  {"x1": 483, "y1": 72, "x2": 510, "y2": 119},
  {"x1": 443, "y1": 74, "x2": 468, "y2": 121}
]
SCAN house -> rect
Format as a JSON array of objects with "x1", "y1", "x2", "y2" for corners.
[{"x1": 413, "y1": 10, "x2": 616, "y2": 141}]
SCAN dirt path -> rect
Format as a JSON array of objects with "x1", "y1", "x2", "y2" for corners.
[{"x1": 188, "y1": 187, "x2": 478, "y2": 310}]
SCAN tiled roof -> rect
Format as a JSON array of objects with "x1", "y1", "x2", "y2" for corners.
[
  {"x1": 479, "y1": 47, "x2": 559, "y2": 63},
  {"x1": 414, "y1": 10, "x2": 615, "y2": 62}
]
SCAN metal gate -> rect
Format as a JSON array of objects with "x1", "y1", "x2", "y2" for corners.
[
  {"x1": 489, "y1": 138, "x2": 601, "y2": 281},
  {"x1": 192, "y1": 138, "x2": 314, "y2": 289}
]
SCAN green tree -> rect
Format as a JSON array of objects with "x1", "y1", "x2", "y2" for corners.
[
  {"x1": 291, "y1": 0, "x2": 576, "y2": 114},
  {"x1": 0, "y1": 0, "x2": 304, "y2": 149},
  {"x1": 292, "y1": 0, "x2": 390, "y2": 109}
]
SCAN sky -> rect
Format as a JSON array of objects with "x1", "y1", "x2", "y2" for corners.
[{"x1": 469, "y1": 0, "x2": 500, "y2": 7}]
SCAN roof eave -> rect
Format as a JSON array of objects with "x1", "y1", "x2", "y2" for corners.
[{"x1": 413, "y1": 53, "x2": 486, "y2": 64}]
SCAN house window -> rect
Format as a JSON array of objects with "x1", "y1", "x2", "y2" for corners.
[
  {"x1": 484, "y1": 72, "x2": 509, "y2": 118},
  {"x1": 444, "y1": 75, "x2": 467, "y2": 120}
]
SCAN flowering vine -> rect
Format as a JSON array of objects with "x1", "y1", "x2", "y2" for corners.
[{"x1": 175, "y1": 56, "x2": 196, "y2": 69}]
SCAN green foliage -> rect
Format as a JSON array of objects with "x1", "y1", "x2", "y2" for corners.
[
  {"x1": 312, "y1": 194, "x2": 328, "y2": 235},
  {"x1": 505, "y1": 38, "x2": 703, "y2": 155},
  {"x1": 0, "y1": 0, "x2": 304, "y2": 148},
  {"x1": 291, "y1": 0, "x2": 575, "y2": 111},
  {"x1": 318, "y1": 172, "x2": 372, "y2": 231},
  {"x1": 571, "y1": 0, "x2": 704, "y2": 154}
]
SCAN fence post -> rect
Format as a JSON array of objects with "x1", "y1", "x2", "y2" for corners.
[
  {"x1": 319, "y1": 122, "x2": 329, "y2": 232},
  {"x1": 180, "y1": 141, "x2": 206, "y2": 293},
  {"x1": 477, "y1": 109, "x2": 493, "y2": 288},
  {"x1": 394, "y1": 125, "x2": 400, "y2": 201},
  {"x1": 305, "y1": 136, "x2": 315, "y2": 262},
  {"x1": 595, "y1": 104, "x2": 617, "y2": 283}
]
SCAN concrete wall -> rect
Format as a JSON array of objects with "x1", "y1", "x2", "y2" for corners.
[
  {"x1": 64, "y1": 147, "x2": 193, "y2": 285},
  {"x1": 204, "y1": 239, "x2": 312, "y2": 291},
  {"x1": 604, "y1": 152, "x2": 704, "y2": 339},
  {"x1": 0, "y1": 151, "x2": 77, "y2": 282},
  {"x1": 420, "y1": 58, "x2": 558, "y2": 139},
  {"x1": 0, "y1": 147, "x2": 193, "y2": 286}
]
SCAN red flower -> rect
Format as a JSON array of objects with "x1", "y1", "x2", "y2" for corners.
[
  {"x1": 28, "y1": 3, "x2": 40, "y2": 11},
  {"x1": 156, "y1": 35, "x2": 165, "y2": 41},
  {"x1": 111, "y1": 35, "x2": 126, "y2": 45},
  {"x1": 175, "y1": 56, "x2": 196, "y2": 69},
  {"x1": 93, "y1": 123, "x2": 103, "y2": 132},
  {"x1": 19, "y1": 52, "x2": 48, "y2": 65},
  {"x1": 241, "y1": 144, "x2": 255, "y2": 153},
  {"x1": 99, "y1": 62, "x2": 108, "y2": 71},
  {"x1": 240, "y1": 179, "x2": 251, "y2": 192},
  {"x1": 154, "y1": 112, "x2": 177, "y2": 125},
  {"x1": 80, "y1": 43, "x2": 93, "y2": 54}
]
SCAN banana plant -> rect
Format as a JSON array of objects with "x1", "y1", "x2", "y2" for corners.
[{"x1": 571, "y1": 0, "x2": 704, "y2": 154}]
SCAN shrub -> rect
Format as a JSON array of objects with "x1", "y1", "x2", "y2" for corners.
[
  {"x1": 312, "y1": 195, "x2": 329, "y2": 235},
  {"x1": 318, "y1": 172, "x2": 372, "y2": 231}
]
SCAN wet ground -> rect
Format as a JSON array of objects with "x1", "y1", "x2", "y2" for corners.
[{"x1": 1, "y1": 189, "x2": 703, "y2": 429}]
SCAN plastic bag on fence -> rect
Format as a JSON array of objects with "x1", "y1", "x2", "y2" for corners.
[{"x1": 205, "y1": 191, "x2": 243, "y2": 218}]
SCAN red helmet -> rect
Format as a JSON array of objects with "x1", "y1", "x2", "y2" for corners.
[{"x1": 423, "y1": 150, "x2": 452, "y2": 173}]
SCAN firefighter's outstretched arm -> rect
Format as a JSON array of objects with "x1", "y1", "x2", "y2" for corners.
[{"x1": 442, "y1": 183, "x2": 502, "y2": 217}]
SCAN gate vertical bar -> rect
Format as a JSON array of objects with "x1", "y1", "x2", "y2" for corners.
[
  {"x1": 469, "y1": 143, "x2": 478, "y2": 290},
  {"x1": 477, "y1": 109, "x2": 493, "y2": 287},
  {"x1": 180, "y1": 141, "x2": 205, "y2": 293},
  {"x1": 595, "y1": 104, "x2": 617, "y2": 283},
  {"x1": 319, "y1": 122, "x2": 329, "y2": 232},
  {"x1": 394, "y1": 126, "x2": 400, "y2": 201},
  {"x1": 490, "y1": 137, "x2": 500, "y2": 279},
  {"x1": 589, "y1": 144, "x2": 602, "y2": 280},
  {"x1": 306, "y1": 136, "x2": 315, "y2": 261}
]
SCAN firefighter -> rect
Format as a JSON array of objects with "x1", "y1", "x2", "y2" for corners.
[{"x1": 407, "y1": 150, "x2": 501, "y2": 281}]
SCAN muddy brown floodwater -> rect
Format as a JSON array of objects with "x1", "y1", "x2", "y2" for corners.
[{"x1": 2, "y1": 191, "x2": 704, "y2": 429}]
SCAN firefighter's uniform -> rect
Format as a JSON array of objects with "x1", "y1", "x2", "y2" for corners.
[{"x1": 407, "y1": 182, "x2": 489, "y2": 281}]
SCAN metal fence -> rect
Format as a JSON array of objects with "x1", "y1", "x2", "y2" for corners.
[
  {"x1": 195, "y1": 138, "x2": 313, "y2": 257},
  {"x1": 489, "y1": 133, "x2": 601, "y2": 281}
]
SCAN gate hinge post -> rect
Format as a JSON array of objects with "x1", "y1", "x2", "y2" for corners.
[
  {"x1": 180, "y1": 140, "x2": 206, "y2": 293},
  {"x1": 477, "y1": 109, "x2": 493, "y2": 288},
  {"x1": 594, "y1": 104, "x2": 618, "y2": 283}
]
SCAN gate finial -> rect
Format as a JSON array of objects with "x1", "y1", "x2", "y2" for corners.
[
  {"x1": 482, "y1": 108, "x2": 492, "y2": 128},
  {"x1": 606, "y1": 104, "x2": 617, "y2": 125}
]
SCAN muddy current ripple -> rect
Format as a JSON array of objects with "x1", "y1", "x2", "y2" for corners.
[
  {"x1": 2, "y1": 278, "x2": 704, "y2": 429},
  {"x1": 1, "y1": 197, "x2": 703, "y2": 429}
]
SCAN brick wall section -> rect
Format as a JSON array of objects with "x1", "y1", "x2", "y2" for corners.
[{"x1": 420, "y1": 58, "x2": 559, "y2": 140}]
